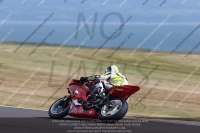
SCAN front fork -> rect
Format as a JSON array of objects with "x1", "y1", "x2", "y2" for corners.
[{"x1": 58, "y1": 95, "x2": 71, "y2": 107}]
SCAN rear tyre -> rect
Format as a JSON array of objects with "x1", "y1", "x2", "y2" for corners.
[
  {"x1": 98, "y1": 98, "x2": 128, "y2": 120},
  {"x1": 48, "y1": 97, "x2": 71, "y2": 119}
]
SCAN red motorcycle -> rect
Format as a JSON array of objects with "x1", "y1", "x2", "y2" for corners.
[{"x1": 48, "y1": 79, "x2": 140, "y2": 120}]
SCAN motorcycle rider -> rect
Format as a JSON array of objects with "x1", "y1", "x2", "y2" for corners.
[{"x1": 80, "y1": 65, "x2": 128, "y2": 101}]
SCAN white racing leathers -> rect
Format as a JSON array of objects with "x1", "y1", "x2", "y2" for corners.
[{"x1": 94, "y1": 72, "x2": 128, "y2": 96}]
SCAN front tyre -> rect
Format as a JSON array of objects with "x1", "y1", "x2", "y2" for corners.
[
  {"x1": 48, "y1": 97, "x2": 71, "y2": 119},
  {"x1": 98, "y1": 98, "x2": 128, "y2": 120}
]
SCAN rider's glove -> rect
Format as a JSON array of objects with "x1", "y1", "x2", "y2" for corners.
[
  {"x1": 94, "y1": 78, "x2": 100, "y2": 84},
  {"x1": 80, "y1": 77, "x2": 88, "y2": 84}
]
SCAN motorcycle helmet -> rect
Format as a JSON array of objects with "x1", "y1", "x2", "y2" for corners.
[{"x1": 105, "y1": 65, "x2": 119, "y2": 73}]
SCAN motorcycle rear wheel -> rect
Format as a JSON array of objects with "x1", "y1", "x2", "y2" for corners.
[{"x1": 98, "y1": 98, "x2": 128, "y2": 120}]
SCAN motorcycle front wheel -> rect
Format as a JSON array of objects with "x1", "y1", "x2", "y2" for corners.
[{"x1": 48, "y1": 97, "x2": 71, "y2": 119}]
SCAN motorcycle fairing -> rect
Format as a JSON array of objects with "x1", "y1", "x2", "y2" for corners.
[{"x1": 68, "y1": 98, "x2": 97, "y2": 119}]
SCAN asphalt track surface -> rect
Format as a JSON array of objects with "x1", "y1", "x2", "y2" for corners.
[{"x1": 0, "y1": 106, "x2": 200, "y2": 133}]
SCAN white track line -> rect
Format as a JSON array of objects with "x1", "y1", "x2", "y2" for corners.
[
  {"x1": 1, "y1": 106, "x2": 200, "y2": 126},
  {"x1": 0, "y1": 105, "x2": 47, "y2": 112}
]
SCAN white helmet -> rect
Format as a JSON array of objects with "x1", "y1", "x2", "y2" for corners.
[{"x1": 105, "y1": 65, "x2": 119, "y2": 73}]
